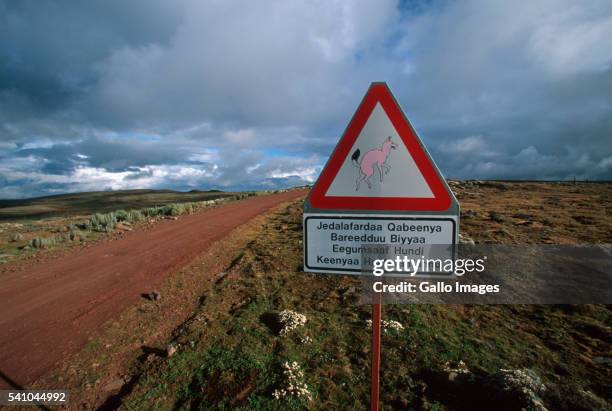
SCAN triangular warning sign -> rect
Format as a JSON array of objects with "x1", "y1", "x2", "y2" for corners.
[{"x1": 308, "y1": 83, "x2": 454, "y2": 212}]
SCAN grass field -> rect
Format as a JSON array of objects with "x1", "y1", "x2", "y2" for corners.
[
  {"x1": 113, "y1": 182, "x2": 610, "y2": 410},
  {"x1": 15, "y1": 182, "x2": 612, "y2": 409},
  {"x1": 0, "y1": 189, "x2": 234, "y2": 221}
]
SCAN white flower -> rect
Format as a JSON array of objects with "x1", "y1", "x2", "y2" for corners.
[
  {"x1": 278, "y1": 310, "x2": 307, "y2": 335},
  {"x1": 300, "y1": 335, "x2": 312, "y2": 344},
  {"x1": 366, "y1": 319, "x2": 405, "y2": 332},
  {"x1": 385, "y1": 320, "x2": 404, "y2": 331},
  {"x1": 272, "y1": 361, "x2": 312, "y2": 401}
]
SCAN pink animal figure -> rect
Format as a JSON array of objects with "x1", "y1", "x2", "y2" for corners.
[{"x1": 351, "y1": 136, "x2": 398, "y2": 190}]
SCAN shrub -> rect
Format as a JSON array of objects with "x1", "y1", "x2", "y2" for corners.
[
  {"x1": 159, "y1": 203, "x2": 194, "y2": 216},
  {"x1": 31, "y1": 237, "x2": 42, "y2": 248},
  {"x1": 127, "y1": 210, "x2": 144, "y2": 222},
  {"x1": 169, "y1": 204, "x2": 182, "y2": 216},
  {"x1": 159, "y1": 205, "x2": 174, "y2": 216},
  {"x1": 89, "y1": 212, "x2": 117, "y2": 232},
  {"x1": 69, "y1": 230, "x2": 86, "y2": 241},
  {"x1": 31, "y1": 237, "x2": 59, "y2": 249},
  {"x1": 114, "y1": 209, "x2": 129, "y2": 221},
  {"x1": 143, "y1": 207, "x2": 161, "y2": 217},
  {"x1": 278, "y1": 310, "x2": 307, "y2": 335}
]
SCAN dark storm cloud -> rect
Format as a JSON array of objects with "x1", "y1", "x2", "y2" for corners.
[
  {"x1": 0, "y1": 1, "x2": 181, "y2": 106},
  {"x1": 0, "y1": 0, "x2": 611, "y2": 198}
]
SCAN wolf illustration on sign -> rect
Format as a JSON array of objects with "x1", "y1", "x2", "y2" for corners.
[{"x1": 351, "y1": 136, "x2": 398, "y2": 190}]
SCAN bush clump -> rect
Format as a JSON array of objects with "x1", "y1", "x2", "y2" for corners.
[
  {"x1": 161, "y1": 204, "x2": 180, "y2": 216},
  {"x1": 31, "y1": 237, "x2": 59, "y2": 249},
  {"x1": 88, "y1": 212, "x2": 117, "y2": 232},
  {"x1": 127, "y1": 210, "x2": 144, "y2": 222},
  {"x1": 159, "y1": 203, "x2": 196, "y2": 216},
  {"x1": 143, "y1": 207, "x2": 162, "y2": 218},
  {"x1": 69, "y1": 230, "x2": 86, "y2": 241},
  {"x1": 114, "y1": 209, "x2": 129, "y2": 221}
]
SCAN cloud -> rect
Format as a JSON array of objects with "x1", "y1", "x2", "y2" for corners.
[
  {"x1": 529, "y1": 6, "x2": 612, "y2": 77},
  {"x1": 0, "y1": 133, "x2": 321, "y2": 198},
  {"x1": 0, "y1": 0, "x2": 611, "y2": 198},
  {"x1": 438, "y1": 136, "x2": 497, "y2": 157},
  {"x1": 224, "y1": 129, "x2": 256, "y2": 146},
  {"x1": 81, "y1": 0, "x2": 399, "y2": 130}
]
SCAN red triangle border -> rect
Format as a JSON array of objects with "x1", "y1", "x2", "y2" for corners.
[{"x1": 309, "y1": 83, "x2": 452, "y2": 211}]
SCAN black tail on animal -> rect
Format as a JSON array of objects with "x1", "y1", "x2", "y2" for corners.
[{"x1": 351, "y1": 149, "x2": 360, "y2": 165}]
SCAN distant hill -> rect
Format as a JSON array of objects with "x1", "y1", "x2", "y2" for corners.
[{"x1": 0, "y1": 189, "x2": 236, "y2": 221}]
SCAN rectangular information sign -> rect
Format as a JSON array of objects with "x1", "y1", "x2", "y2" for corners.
[{"x1": 304, "y1": 214, "x2": 457, "y2": 275}]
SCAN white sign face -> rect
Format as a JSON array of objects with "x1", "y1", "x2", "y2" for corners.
[
  {"x1": 326, "y1": 103, "x2": 434, "y2": 198},
  {"x1": 304, "y1": 214, "x2": 457, "y2": 275}
]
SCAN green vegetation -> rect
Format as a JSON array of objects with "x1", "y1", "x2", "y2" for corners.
[
  {"x1": 1, "y1": 192, "x2": 261, "y2": 256},
  {"x1": 30, "y1": 230, "x2": 88, "y2": 249},
  {"x1": 82, "y1": 195, "x2": 253, "y2": 232},
  {"x1": 0, "y1": 189, "x2": 242, "y2": 221},
  {"x1": 121, "y1": 201, "x2": 610, "y2": 410},
  {"x1": 87, "y1": 212, "x2": 118, "y2": 232}
]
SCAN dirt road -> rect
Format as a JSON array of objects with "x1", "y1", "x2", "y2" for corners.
[{"x1": 0, "y1": 189, "x2": 306, "y2": 389}]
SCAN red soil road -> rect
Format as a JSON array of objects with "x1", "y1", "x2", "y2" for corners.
[{"x1": 0, "y1": 189, "x2": 307, "y2": 389}]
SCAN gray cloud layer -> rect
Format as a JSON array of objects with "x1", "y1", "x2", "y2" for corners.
[{"x1": 1, "y1": 0, "x2": 611, "y2": 198}]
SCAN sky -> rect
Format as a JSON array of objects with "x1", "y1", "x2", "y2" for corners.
[{"x1": 1, "y1": 0, "x2": 611, "y2": 199}]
